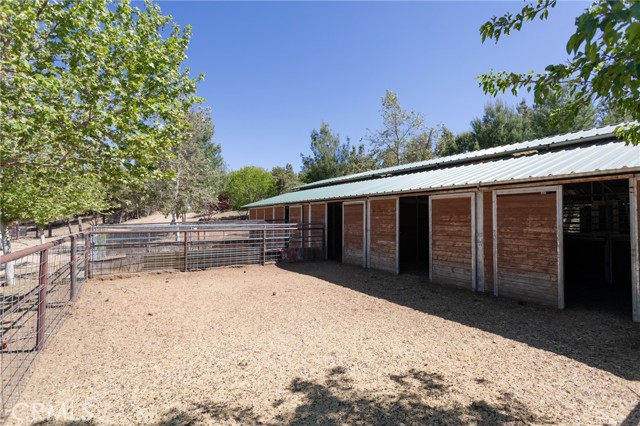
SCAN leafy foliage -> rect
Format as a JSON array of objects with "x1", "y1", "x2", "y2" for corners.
[
  {"x1": 0, "y1": 0, "x2": 201, "y2": 228},
  {"x1": 225, "y1": 166, "x2": 276, "y2": 210},
  {"x1": 470, "y1": 100, "x2": 532, "y2": 150},
  {"x1": 478, "y1": 0, "x2": 640, "y2": 145},
  {"x1": 272, "y1": 164, "x2": 301, "y2": 195},
  {"x1": 366, "y1": 90, "x2": 438, "y2": 167},
  {"x1": 152, "y1": 108, "x2": 225, "y2": 218}
]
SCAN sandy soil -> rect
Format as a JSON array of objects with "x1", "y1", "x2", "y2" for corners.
[{"x1": 7, "y1": 262, "x2": 640, "y2": 425}]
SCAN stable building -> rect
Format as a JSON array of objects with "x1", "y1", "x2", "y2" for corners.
[{"x1": 246, "y1": 125, "x2": 640, "y2": 322}]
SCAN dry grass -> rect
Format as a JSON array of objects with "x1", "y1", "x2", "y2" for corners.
[{"x1": 7, "y1": 262, "x2": 640, "y2": 425}]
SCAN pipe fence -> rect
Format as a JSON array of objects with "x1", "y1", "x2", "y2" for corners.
[
  {"x1": 0, "y1": 234, "x2": 88, "y2": 416},
  {"x1": 0, "y1": 221, "x2": 324, "y2": 416}
]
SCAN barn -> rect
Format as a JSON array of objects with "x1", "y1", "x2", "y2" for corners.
[{"x1": 246, "y1": 125, "x2": 640, "y2": 322}]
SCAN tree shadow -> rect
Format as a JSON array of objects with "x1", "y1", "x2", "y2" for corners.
[
  {"x1": 277, "y1": 261, "x2": 640, "y2": 381},
  {"x1": 154, "y1": 366, "x2": 550, "y2": 426}
]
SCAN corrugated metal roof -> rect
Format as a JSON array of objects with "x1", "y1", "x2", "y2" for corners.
[
  {"x1": 295, "y1": 124, "x2": 621, "y2": 190},
  {"x1": 245, "y1": 139, "x2": 640, "y2": 208}
]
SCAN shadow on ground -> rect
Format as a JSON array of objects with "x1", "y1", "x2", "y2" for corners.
[
  {"x1": 278, "y1": 261, "x2": 640, "y2": 381},
  {"x1": 153, "y1": 366, "x2": 548, "y2": 426}
]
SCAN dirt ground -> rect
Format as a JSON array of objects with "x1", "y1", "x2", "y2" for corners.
[{"x1": 7, "y1": 262, "x2": 640, "y2": 425}]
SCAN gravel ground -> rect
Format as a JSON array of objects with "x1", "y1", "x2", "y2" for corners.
[{"x1": 7, "y1": 262, "x2": 640, "y2": 425}]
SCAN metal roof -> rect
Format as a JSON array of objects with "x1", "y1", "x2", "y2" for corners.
[
  {"x1": 295, "y1": 124, "x2": 621, "y2": 190},
  {"x1": 245, "y1": 139, "x2": 640, "y2": 208}
]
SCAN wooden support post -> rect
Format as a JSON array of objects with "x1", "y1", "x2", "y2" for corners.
[
  {"x1": 36, "y1": 249, "x2": 48, "y2": 349},
  {"x1": 70, "y1": 236, "x2": 77, "y2": 301},
  {"x1": 85, "y1": 234, "x2": 91, "y2": 279},
  {"x1": 183, "y1": 231, "x2": 189, "y2": 272}
]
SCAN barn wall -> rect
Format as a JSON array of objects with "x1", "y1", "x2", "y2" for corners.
[
  {"x1": 289, "y1": 205, "x2": 303, "y2": 224},
  {"x1": 310, "y1": 203, "x2": 326, "y2": 253},
  {"x1": 495, "y1": 190, "x2": 560, "y2": 307},
  {"x1": 483, "y1": 191, "x2": 494, "y2": 293},
  {"x1": 264, "y1": 207, "x2": 274, "y2": 222},
  {"x1": 430, "y1": 195, "x2": 475, "y2": 290},
  {"x1": 368, "y1": 198, "x2": 398, "y2": 273},
  {"x1": 249, "y1": 209, "x2": 257, "y2": 220},
  {"x1": 343, "y1": 202, "x2": 366, "y2": 267},
  {"x1": 256, "y1": 208, "x2": 265, "y2": 221},
  {"x1": 274, "y1": 206, "x2": 285, "y2": 222}
]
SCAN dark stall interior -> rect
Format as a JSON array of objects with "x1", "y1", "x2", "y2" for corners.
[
  {"x1": 399, "y1": 196, "x2": 430, "y2": 274},
  {"x1": 327, "y1": 202, "x2": 343, "y2": 261},
  {"x1": 563, "y1": 180, "x2": 631, "y2": 315}
]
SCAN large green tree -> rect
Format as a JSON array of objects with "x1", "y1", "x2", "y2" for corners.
[
  {"x1": 152, "y1": 108, "x2": 225, "y2": 223},
  {"x1": 300, "y1": 122, "x2": 349, "y2": 183},
  {"x1": 0, "y1": 0, "x2": 200, "y2": 282},
  {"x1": 471, "y1": 100, "x2": 531, "y2": 149},
  {"x1": 366, "y1": 90, "x2": 438, "y2": 167},
  {"x1": 478, "y1": 0, "x2": 640, "y2": 145},
  {"x1": 225, "y1": 167, "x2": 276, "y2": 211},
  {"x1": 272, "y1": 164, "x2": 301, "y2": 195}
]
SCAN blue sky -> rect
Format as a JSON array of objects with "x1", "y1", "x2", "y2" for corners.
[{"x1": 158, "y1": 1, "x2": 590, "y2": 172}]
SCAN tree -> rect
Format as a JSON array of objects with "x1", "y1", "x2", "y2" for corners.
[
  {"x1": 1, "y1": 0, "x2": 200, "y2": 281},
  {"x1": 152, "y1": 108, "x2": 225, "y2": 222},
  {"x1": 225, "y1": 167, "x2": 276, "y2": 210},
  {"x1": 529, "y1": 87, "x2": 597, "y2": 138},
  {"x1": 272, "y1": 164, "x2": 301, "y2": 195},
  {"x1": 300, "y1": 122, "x2": 349, "y2": 183},
  {"x1": 366, "y1": 90, "x2": 437, "y2": 167},
  {"x1": 345, "y1": 140, "x2": 377, "y2": 175},
  {"x1": 470, "y1": 100, "x2": 531, "y2": 149},
  {"x1": 478, "y1": 0, "x2": 640, "y2": 145}
]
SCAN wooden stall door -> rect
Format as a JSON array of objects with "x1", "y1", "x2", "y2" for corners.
[
  {"x1": 289, "y1": 206, "x2": 302, "y2": 224},
  {"x1": 430, "y1": 195, "x2": 475, "y2": 289},
  {"x1": 274, "y1": 206, "x2": 285, "y2": 223},
  {"x1": 256, "y1": 208, "x2": 265, "y2": 221},
  {"x1": 495, "y1": 189, "x2": 562, "y2": 307},
  {"x1": 264, "y1": 207, "x2": 274, "y2": 222},
  {"x1": 343, "y1": 203, "x2": 366, "y2": 267},
  {"x1": 249, "y1": 209, "x2": 257, "y2": 220},
  {"x1": 310, "y1": 203, "x2": 326, "y2": 252},
  {"x1": 369, "y1": 199, "x2": 398, "y2": 273}
]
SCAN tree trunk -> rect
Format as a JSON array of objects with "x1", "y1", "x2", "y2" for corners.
[
  {"x1": 182, "y1": 213, "x2": 187, "y2": 224},
  {"x1": 78, "y1": 216, "x2": 83, "y2": 233},
  {"x1": 0, "y1": 220, "x2": 15, "y2": 286},
  {"x1": 67, "y1": 218, "x2": 73, "y2": 235},
  {"x1": 47, "y1": 223, "x2": 52, "y2": 238}
]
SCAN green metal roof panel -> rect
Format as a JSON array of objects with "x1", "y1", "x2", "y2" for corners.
[
  {"x1": 294, "y1": 124, "x2": 621, "y2": 190},
  {"x1": 245, "y1": 139, "x2": 640, "y2": 208}
]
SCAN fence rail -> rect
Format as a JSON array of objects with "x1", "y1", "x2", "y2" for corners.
[{"x1": 0, "y1": 221, "x2": 324, "y2": 416}]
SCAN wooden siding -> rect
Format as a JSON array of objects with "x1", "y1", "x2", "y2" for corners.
[
  {"x1": 274, "y1": 206, "x2": 285, "y2": 222},
  {"x1": 343, "y1": 203, "x2": 365, "y2": 266},
  {"x1": 249, "y1": 209, "x2": 257, "y2": 220},
  {"x1": 496, "y1": 192, "x2": 559, "y2": 306},
  {"x1": 431, "y1": 197, "x2": 473, "y2": 289},
  {"x1": 264, "y1": 207, "x2": 274, "y2": 222},
  {"x1": 483, "y1": 191, "x2": 494, "y2": 292},
  {"x1": 635, "y1": 179, "x2": 640, "y2": 321},
  {"x1": 289, "y1": 206, "x2": 302, "y2": 224},
  {"x1": 256, "y1": 208, "x2": 265, "y2": 221},
  {"x1": 369, "y1": 199, "x2": 397, "y2": 273},
  {"x1": 310, "y1": 204, "x2": 326, "y2": 250}
]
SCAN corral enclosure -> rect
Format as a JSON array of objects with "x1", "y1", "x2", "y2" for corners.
[{"x1": 0, "y1": 221, "x2": 324, "y2": 417}]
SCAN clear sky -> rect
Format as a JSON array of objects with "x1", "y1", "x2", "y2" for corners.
[{"x1": 156, "y1": 1, "x2": 590, "y2": 172}]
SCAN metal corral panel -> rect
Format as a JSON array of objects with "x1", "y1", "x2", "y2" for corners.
[
  {"x1": 246, "y1": 139, "x2": 640, "y2": 208},
  {"x1": 368, "y1": 199, "x2": 398, "y2": 273}
]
